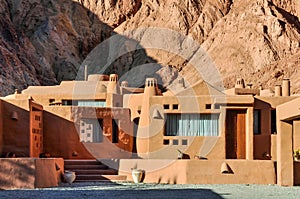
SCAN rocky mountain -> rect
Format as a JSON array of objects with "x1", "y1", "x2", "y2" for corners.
[{"x1": 0, "y1": 0, "x2": 299, "y2": 96}]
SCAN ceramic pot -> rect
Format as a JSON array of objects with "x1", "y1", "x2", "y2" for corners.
[
  {"x1": 64, "y1": 170, "x2": 76, "y2": 184},
  {"x1": 131, "y1": 169, "x2": 144, "y2": 183}
]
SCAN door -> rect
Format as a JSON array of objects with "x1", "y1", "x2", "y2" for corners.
[{"x1": 226, "y1": 110, "x2": 246, "y2": 159}]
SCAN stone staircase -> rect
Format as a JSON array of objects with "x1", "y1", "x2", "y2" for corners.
[{"x1": 64, "y1": 159, "x2": 127, "y2": 182}]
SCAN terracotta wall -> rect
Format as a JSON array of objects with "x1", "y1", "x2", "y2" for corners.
[
  {"x1": 0, "y1": 158, "x2": 63, "y2": 189},
  {"x1": 43, "y1": 106, "x2": 133, "y2": 159},
  {"x1": 146, "y1": 134, "x2": 225, "y2": 159},
  {"x1": 43, "y1": 110, "x2": 94, "y2": 159},
  {"x1": 293, "y1": 121, "x2": 300, "y2": 151},
  {"x1": 135, "y1": 95, "x2": 223, "y2": 158},
  {"x1": 294, "y1": 161, "x2": 300, "y2": 185},
  {"x1": 1, "y1": 101, "x2": 30, "y2": 157},
  {"x1": 73, "y1": 107, "x2": 133, "y2": 159},
  {"x1": 29, "y1": 102, "x2": 43, "y2": 157},
  {"x1": 117, "y1": 159, "x2": 276, "y2": 185},
  {"x1": 253, "y1": 99, "x2": 273, "y2": 159}
]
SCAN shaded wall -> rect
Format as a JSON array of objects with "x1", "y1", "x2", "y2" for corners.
[
  {"x1": 293, "y1": 121, "x2": 300, "y2": 151},
  {"x1": 0, "y1": 158, "x2": 63, "y2": 189},
  {"x1": 43, "y1": 110, "x2": 94, "y2": 159},
  {"x1": 43, "y1": 106, "x2": 133, "y2": 159},
  {"x1": 253, "y1": 99, "x2": 272, "y2": 159},
  {"x1": 73, "y1": 107, "x2": 133, "y2": 159},
  {"x1": 1, "y1": 101, "x2": 30, "y2": 157}
]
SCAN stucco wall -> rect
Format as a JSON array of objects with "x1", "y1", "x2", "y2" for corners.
[
  {"x1": 117, "y1": 159, "x2": 276, "y2": 185},
  {"x1": 43, "y1": 106, "x2": 133, "y2": 159},
  {"x1": 293, "y1": 121, "x2": 300, "y2": 151},
  {"x1": 43, "y1": 109, "x2": 94, "y2": 159},
  {"x1": 0, "y1": 158, "x2": 63, "y2": 189},
  {"x1": 253, "y1": 99, "x2": 272, "y2": 160},
  {"x1": 294, "y1": 161, "x2": 300, "y2": 185},
  {"x1": 1, "y1": 101, "x2": 30, "y2": 157}
]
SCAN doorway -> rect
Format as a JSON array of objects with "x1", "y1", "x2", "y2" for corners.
[
  {"x1": 132, "y1": 118, "x2": 140, "y2": 157},
  {"x1": 226, "y1": 109, "x2": 246, "y2": 159}
]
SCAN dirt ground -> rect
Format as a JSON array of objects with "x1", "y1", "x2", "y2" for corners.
[{"x1": 1, "y1": 182, "x2": 300, "y2": 199}]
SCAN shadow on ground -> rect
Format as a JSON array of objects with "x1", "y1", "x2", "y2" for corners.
[{"x1": 0, "y1": 182, "x2": 225, "y2": 199}]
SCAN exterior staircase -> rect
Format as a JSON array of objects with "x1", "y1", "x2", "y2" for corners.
[{"x1": 64, "y1": 159, "x2": 127, "y2": 182}]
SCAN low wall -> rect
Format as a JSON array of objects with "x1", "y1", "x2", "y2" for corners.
[
  {"x1": 0, "y1": 158, "x2": 64, "y2": 189},
  {"x1": 114, "y1": 159, "x2": 276, "y2": 185}
]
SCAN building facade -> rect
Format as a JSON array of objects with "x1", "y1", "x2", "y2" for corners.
[{"x1": 0, "y1": 74, "x2": 299, "y2": 185}]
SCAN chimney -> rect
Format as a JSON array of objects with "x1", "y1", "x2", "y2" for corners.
[
  {"x1": 84, "y1": 65, "x2": 88, "y2": 81},
  {"x1": 144, "y1": 78, "x2": 158, "y2": 97},
  {"x1": 177, "y1": 77, "x2": 185, "y2": 90},
  {"x1": 121, "y1": 81, "x2": 129, "y2": 87},
  {"x1": 107, "y1": 74, "x2": 120, "y2": 94},
  {"x1": 274, "y1": 84, "x2": 282, "y2": 96},
  {"x1": 282, "y1": 78, "x2": 290, "y2": 96},
  {"x1": 235, "y1": 78, "x2": 245, "y2": 88}
]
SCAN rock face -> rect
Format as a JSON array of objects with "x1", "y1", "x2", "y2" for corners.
[{"x1": 0, "y1": 0, "x2": 299, "y2": 96}]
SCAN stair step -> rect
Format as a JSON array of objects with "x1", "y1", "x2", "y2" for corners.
[
  {"x1": 73, "y1": 169, "x2": 118, "y2": 175},
  {"x1": 65, "y1": 165, "x2": 108, "y2": 170},
  {"x1": 75, "y1": 175, "x2": 127, "y2": 181},
  {"x1": 64, "y1": 159, "x2": 101, "y2": 165},
  {"x1": 64, "y1": 159, "x2": 126, "y2": 182}
]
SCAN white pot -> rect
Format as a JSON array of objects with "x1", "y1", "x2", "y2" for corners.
[
  {"x1": 131, "y1": 169, "x2": 144, "y2": 183},
  {"x1": 64, "y1": 171, "x2": 76, "y2": 184}
]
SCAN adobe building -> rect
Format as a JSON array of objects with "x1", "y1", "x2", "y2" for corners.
[{"x1": 0, "y1": 73, "x2": 299, "y2": 187}]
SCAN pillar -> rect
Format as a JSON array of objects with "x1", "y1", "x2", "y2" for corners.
[
  {"x1": 106, "y1": 74, "x2": 120, "y2": 107},
  {"x1": 277, "y1": 121, "x2": 294, "y2": 186},
  {"x1": 282, "y1": 78, "x2": 290, "y2": 96},
  {"x1": 275, "y1": 85, "x2": 282, "y2": 96},
  {"x1": 136, "y1": 78, "x2": 158, "y2": 158},
  {"x1": 235, "y1": 78, "x2": 245, "y2": 88},
  {"x1": 246, "y1": 107, "x2": 254, "y2": 160}
]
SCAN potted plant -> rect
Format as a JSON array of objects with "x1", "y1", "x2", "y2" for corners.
[
  {"x1": 131, "y1": 168, "x2": 145, "y2": 183},
  {"x1": 293, "y1": 149, "x2": 300, "y2": 161},
  {"x1": 63, "y1": 170, "x2": 76, "y2": 184}
]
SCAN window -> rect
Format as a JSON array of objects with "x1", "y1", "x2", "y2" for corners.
[
  {"x1": 62, "y1": 100, "x2": 73, "y2": 106},
  {"x1": 163, "y1": 139, "x2": 170, "y2": 145},
  {"x1": 271, "y1": 109, "x2": 277, "y2": 134},
  {"x1": 77, "y1": 100, "x2": 106, "y2": 107},
  {"x1": 254, "y1": 109, "x2": 261, "y2": 135},
  {"x1": 173, "y1": 139, "x2": 179, "y2": 145},
  {"x1": 182, "y1": 139, "x2": 188, "y2": 145},
  {"x1": 214, "y1": 104, "x2": 221, "y2": 109},
  {"x1": 173, "y1": 104, "x2": 179, "y2": 110},
  {"x1": 80, "y1": 119, "x2": 103, "y2": 143},
  {"x1": 164, "y1": 104, "x2": 170, "y2": 109},
  {"x1": 165, "y1": 114, "x2": 219, "y2": 136},
  {"x1": 205, "y1": 104, "x2": 212, "y2": 109},
  {"x1": 35, "y1": 115, "x2": 41, "y2": 121}
]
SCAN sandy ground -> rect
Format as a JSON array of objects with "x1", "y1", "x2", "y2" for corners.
[{"x1": 1, "y1": 182, "x2": 300, "y2": 199}]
